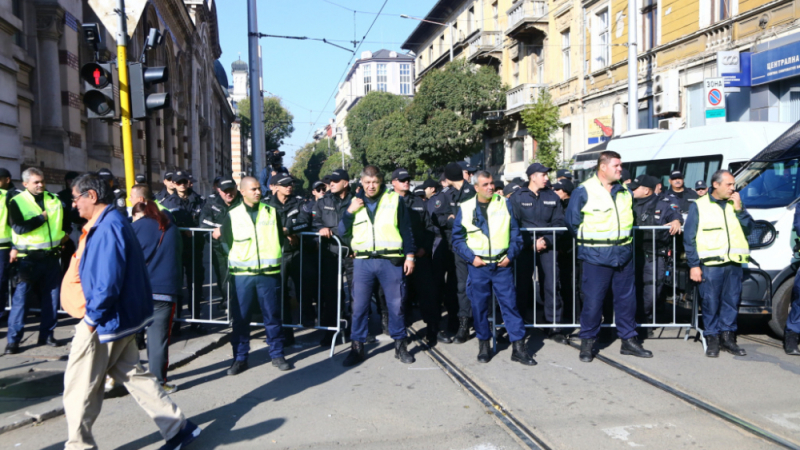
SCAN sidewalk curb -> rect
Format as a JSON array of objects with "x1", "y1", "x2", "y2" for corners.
[{"x1": 0, "y1": 329, "x2": 230, "y2": 436}]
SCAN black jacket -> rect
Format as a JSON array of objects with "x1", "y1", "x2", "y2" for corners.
[
  {"x1": 509, "y1": 185, "x2": 565, "y2": 250},
  {"x1": 265, "y1": 193, "x2": 311, "y2": 251},
  {"x1": 632, "y1": 194, "x2": 683, "y2": 253},
  {"x1": 312, "y1": 190, "x2": 353, "y2": 251},
  {"x1": 658, "y1": 188, "x2": 698, "y2": 215},
  {"x1": 400, "y1": 192, "x2": 434, "y2": 254},
  {"x1": 161, "y1": 191, "x2": 205, "y2": 228}
]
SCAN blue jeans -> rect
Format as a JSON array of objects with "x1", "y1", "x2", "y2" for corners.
[
  {"x1": 467, "y1": 264, "x2": 525, "y2": 342},
  {"x1": 788, "y1": 267, "x2": 800, "y2": 334},
  {"x1": 7, "y1": 256, "x2": 61, "y2": 344},
  {"x1": 230, "y1": 274, "x2": 283, "y2": 360},
  {"x1": 579, "y1": 260, "x2": 637, "y2": 340},
  {"x1": 351, "y1": 259, "x2": 405, "y2": 342},
  {"x1": 698, "y1": 264, "x2": 742, "y2": 336}
]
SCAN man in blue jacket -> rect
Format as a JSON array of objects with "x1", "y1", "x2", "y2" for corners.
[{"x1": 62, "y1": 173, "x2": 199, "y2": 450}]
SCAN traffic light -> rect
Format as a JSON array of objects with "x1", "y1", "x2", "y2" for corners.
[
  {"x1": 80, "y1": 62, "x2": 120, "y2": 120},
  {"x1": 128, "y1": 62, "x2": 170, "y2": 120}
]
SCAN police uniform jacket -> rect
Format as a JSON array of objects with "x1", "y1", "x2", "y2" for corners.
[
  {"x1": 161, "y1": 191, "x2": 204, "y2": 228},
  {"x1": 401, "y1": 192, "x2": 435, "y2": 254},
  {"x1": 264, "y1": 193, "x2": 311, "y2": 252},
  {"x1": 199, "y1": 194, "x2": 240, "y2": 250},
  {"x1": 154, "y1": 188, "x2": 171, "y2": 202},
  {"x1": 659, "y1": 188, "x2": 698, "y2": 214},
  {"x1": 112, "y1": 188, "x2": 127, "y2": 217},
  {"x1": 430, "y1": 183, "x2": 476, "y2": 244},
  {"x1": 633, "y1": 194, "x2": 683, "y2": 254},
  {"x1": 312, "y1": 190, "x2": 353, "y2": 252},
  {"x1": 510, "y1": 186, "x2": 565, "y2": 250}
]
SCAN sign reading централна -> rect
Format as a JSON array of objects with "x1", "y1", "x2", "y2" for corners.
[{"x1": 752, "y1": 41, "x2": 800, "y2": 86}]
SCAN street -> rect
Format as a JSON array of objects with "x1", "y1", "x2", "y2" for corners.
[{"x1": 2, "y1": 314, "x2": 798, "y2": 449}]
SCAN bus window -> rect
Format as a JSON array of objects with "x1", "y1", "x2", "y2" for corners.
[
  {"x1": 728, "y1": 161, "x2": 746, "y2": 174},
  {"x1": 682, "y1": 156, "x2": 721, "y2": 189},
  {"x1": 629, "y1": 159, "x2": 678, "y2": 186},
  {"x1": 738, "y1": 158, "x2": 800, "y2": 209}
]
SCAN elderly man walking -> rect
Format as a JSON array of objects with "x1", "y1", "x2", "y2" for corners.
[{"x1": 61, "y1": 173, "x2": 199, "y2": 450}]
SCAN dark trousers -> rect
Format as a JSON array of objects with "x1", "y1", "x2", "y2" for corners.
[
  {"x1": 281, "y1": 248, "x2": 317, "y2": 326},
  {"x1": 319, "y1": 249, "x2": 353, "y2": 329},
  {"x1": 466, "y1": 264, "x2": 525, "y2": 342},
  {"x1": 515, "y1": 248, "x2": 562, "y2": 326},
  {"x1": 636, "y1": 253, "x2": 666, "y2": 320},
  {"x1": 698, "y1": 263, "x2": 742, "y2": 336},
  {"x1": 454, "y1": 250, "x2": 472, "y2": 319},
  {"x1": 212, "y1": 249, "x2": 234, "y2": 305},
  {"x1": 0, "y1": 248, "x2": 9, "y2": 317},
  {"x1": 557, "y1": 247, "x2": 578, "y2": 324},
  {"x1": 432, "y1": 239, "x2": 458, "y2": 330},
  {"x1": 178, "y1": 236, "x2": 204, "y2": 318},
  {"x1": 146, "y1": 300, "x2": 175, "y2": 384},
  {"x1": 352, "y1": 259, "x2": 405, "y2": 342},
  {"x1": 7, "y1": 256, "x2": 61, "y2": 344},
  {"x1": 579, "y1": 260, "x2": 637, "y2": 340},
  {"x1": 409, "y1": 254, "x2": 438, "y2": 330},
  {"x1": 787, "y1": 267, "x2": 800, "y2": 334},
  {"x1": 230, "y1": 274, "x2": 283, "y2": 360}
]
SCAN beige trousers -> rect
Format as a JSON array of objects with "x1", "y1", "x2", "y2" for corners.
[{"x1": 62, "y1": 323, "x2": 185, "y2": 450}]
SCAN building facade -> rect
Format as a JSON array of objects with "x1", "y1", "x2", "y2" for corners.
[
  {"x1": 228, "y1": 57, "x2": 250, "y2": 184},
  {"x1": 333, "y1": 49, "x2": 415, "y2": 155},
  {"x1": 0, "y1": 0, "x2": 233, "y2": 195}
]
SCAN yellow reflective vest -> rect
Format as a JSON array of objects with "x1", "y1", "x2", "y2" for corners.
[
  {"x1": 459, "y1": 194, "x2": 511, "y2": 262},
  {"x1": 578, "y1": 175, "x2": 633, "y2": 247},
  {"x1": 0, "y1": 189, "x2": 10, "y2": 248},
  {"x1": 694, "y1": 194, "x2": 750, "y2": 265},
  {"x1": 227, "y1": 201, "x2": 282, "y2": 275},
  {"x1": 351, "y1": 191, "x2": 404, "y2": 258},
  {"x1": 10, "y1": 190, "x2": 64, "y2": 256}
]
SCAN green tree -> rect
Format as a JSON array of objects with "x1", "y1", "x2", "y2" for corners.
[
  {"x1": 406, "y1": 59, "x2": 506, "y2": 168},
  {"x1": 319, "y1": 151, "x2": 363, "y2": 180},
  {"x1": 520, "y1": 89, "x2": 563, "y2": 170},
  {"x1": 362, "y1": 110, "x2": 416, "y2": 174},
  {"x1": 345, "y1": 91, "x2": 410, "y2": 165},
  {"x1": 237, "y1": 96, "x2": 295, "y2": 152},
  {"x1": 289, "y1": 138, "x2": 342, "y2": 190}
]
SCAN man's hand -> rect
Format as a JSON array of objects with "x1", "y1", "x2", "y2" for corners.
[
  {"x1": 498, "y1": 256, "x2": 511, "y2": 268},
  {"x1": 667, "y1": 220, "x2": 682, "y2": 235},
  {"x1": 535, "y1": 237, "x2": 547, "y2": 252},
  {"x1": 347, "y1": 198, "x2": 365, "y2": 214},
  {"x1": 415, "y1": 248, "x2": 426, "y2": 258},
  {"x1": 212, "y1": 228, "x2": 221, "y2": 240},
  {"x1": 690, "y1": 267, "x2": 703, "y2": 283},
  {"x1": 287, "y1": 234, "x2": 299, "y2": 247},
  {"x1": 41, "y1": 211, "x2": 47, "y2": 220},
  {"x1": 403, "y1": 257, "x2": 415, "y2": 276},
  {"x1": 319, "y1": 227, "x2": 332, "y2": 238},
  {"x1": 472, "y1": 256, "x2": 486, "y2": 267},
  {"x1": 85, "y1": 322, "x2": 96, "y2": 333},
  {"x1": 731, "y1": 191, "x2": 742, "y2": 212},
  {"x1": 9, "y1": 249, "x2": 17, "y2": 263}
]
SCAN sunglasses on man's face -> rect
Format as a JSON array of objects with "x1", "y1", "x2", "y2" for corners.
[{"x1": 175, "y1": 180, "x2": 188, "y2": 185}]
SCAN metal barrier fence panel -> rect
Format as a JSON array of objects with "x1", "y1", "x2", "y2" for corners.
[{"x1": 173, "y1": 227, "x2": 231, "y2": 325}]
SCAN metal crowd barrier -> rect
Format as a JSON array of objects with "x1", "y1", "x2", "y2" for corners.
[
  {"x1": 490, "y1": 226, "x2": 702, "y2": 349},
  {"x1": 173, "y1": 227, "x2": 231, "y2": 326}
]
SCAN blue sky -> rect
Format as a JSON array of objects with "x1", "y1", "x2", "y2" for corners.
[{"x1": 216, "y1": 0, "x2": 437, "y2": 167}]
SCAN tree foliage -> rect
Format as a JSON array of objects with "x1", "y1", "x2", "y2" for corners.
[
  {"x1": 520, "y1": 89, "x2": 563, "y2": 170},
  {"x1": 345, "y1": 91, "x2": 410, "y2": 165},
  {"x1": 319, "y1": 152, "x2": 363, "y2": 181},
  {"x1": 237, "y1": 96, "x2": 295, "y2": 152},
  {"x1": 363, "y1": 110, "x2": 416, "y2": 174},
  {"x1": 289, "y1": 138, "x2": 338, "y2": 190}
]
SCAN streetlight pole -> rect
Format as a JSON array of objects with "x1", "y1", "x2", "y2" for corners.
[
  {"x1": 247, "y1": 0, "x2": 265, "y2": 177},
  {"x1": 401, "y1": 14, "x2": 453, "y2": 62},
  {"x1": 627, "y1": 0, "x2": 638, "y2": 131}
]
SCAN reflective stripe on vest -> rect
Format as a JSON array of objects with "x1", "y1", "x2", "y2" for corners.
[
  {"x1": 227, "y1": 202, "x2": 283, "y2": 275},
  {"x1": 460, "y1": 194, "x2": 511, "y2": 261},
  {"x1": 577, "y1": 175, "x2": 633, "y2": 247},
  {"x1": 695, "y1": 194, "x2": 750, "y2": 265},
  {"x1": 0, "y1": 189, "x2": 9, "y2": 245},
  {"x1": 11, "y1": 190, "x2": 64, "y2": 252},
  {"x1": 351, "y1": 191, "x2": 403, "y2": 258},
  {"x1": 154, "y1": 200, "x2": 168, "y2": 212}
]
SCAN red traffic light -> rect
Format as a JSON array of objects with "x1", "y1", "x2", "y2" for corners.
[{"x1": 80, "y1": 63, "x2": 110, "y2": 88}]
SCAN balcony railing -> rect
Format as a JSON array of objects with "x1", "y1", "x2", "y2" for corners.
[
  {"x1": 467, "y1": 30, "x2": 502, "y2": 60},
  {"x1": 506, "y1": 83, "x2": 546, "y2": 114},
  {"x1": 506, "y1": 0, "x2": 548, "y2": 35}
]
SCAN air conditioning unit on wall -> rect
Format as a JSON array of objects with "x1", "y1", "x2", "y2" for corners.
[
  {"x1": 654, "y1": 69, "x2": 680, "y2": 115},
  {"x1": 658, "y1": 118, "x2": 681, "y2": 130}
]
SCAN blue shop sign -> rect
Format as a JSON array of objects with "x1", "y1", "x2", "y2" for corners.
[
  {"x1": 752, "y1": 41, "x2": 800, "y2": 85},
  {"x1": 722, "y1": 52, "x2": 751, "y2": 87}
]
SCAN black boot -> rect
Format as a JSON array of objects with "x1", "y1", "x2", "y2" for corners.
[
  {"x1": 720, "y1": 331, "x2": 746, "y2": 356},
  {"x1": 620, "y1": 337, "x2": 653, "y2": 358},
  {"x1": 3, "y1": 342, "x2": 19, "y2": 355},
  {"x1": 271, "y1": 356, "x2": 292, "y2": 371},
  {"x1": 343, "y1": 341, "x2": 365, "y2": 367},
  {"x1": 510, "y1": 340, "x2": 536, "y2": 366},
  {"x1": 477, "y1": 339, "x2": 492, "y2": 363},
  {"x1": 784, "y1": 330, "x2": 800, "y2": 356},
  {"x1": 38, "y1": 335, "x2": 60, "y2": 348},
  {"x1": 437, "y1": 330, "x2": 454, "y2": 344},
  {"x1": 705, "y1": 335, "x2": 720, "y2": 357},
  {"x1": 227, "y1": 360, "x2": 248, "y2": 376},
  {"x1": 547, "y1": 329, "x2": 569, "y2": 345},
  {"x1": 394, "y1": 339, "x2": 415, "y2": 364},
  {"x1": 579, "y1": 338, "x2": 595, "y2": 362},
  {"x1": 453, "y1": 317, "x2": 470, "y2": 344},
  {"x1": 381, "y1": 313, "x2": 389, "y2": 336}
]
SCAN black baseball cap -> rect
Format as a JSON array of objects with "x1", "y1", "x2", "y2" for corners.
[
  {"x1": 173, "y1": 171, "x2": 190, "y2": 182},
  {"x1": 413, "y1": 187, "x2": 425, "y2": 197},
  {"x1": 164, "y1": 171, "x2": 174, "y2": 180},
  {"x1": 422, "y1": 179, "x2": 438, "y2": 190},
  {"x1": 275, "y1": 174, "x2": 294, "y2": 186},
  {"x1": 218, "y1": 178, "x2": 236, "y2": 191},
  {"x1": 391, "y1": 168, "x2": 411, "y2": 181},
  {"x1": 312, "y1": 180, "x2": 326, "y2": 190},
  {"x1": 329, "y1": 168, "x2": 349, "y2": 182},
  {"x1": 212, "y1": 176, "x2": 222, "y2": 185},
  {"x1": 0, "y1": 168, "x2": 11, "y2": 178},
  {"x1": 97, "y1": 168, "x2": 114, "y2": 181},
  {"x1": 493, "y1": 180, "x2": 505, "y2": 190},
  {"x1": 552, "y1": 179, "x2": 575, "y2": 195},
  {"x1": 458, "y1": 161, "x2": 477, "y2": 173},
  {"x1": 695, "y1": 180, "x2": 708, "y2": 190},
  {"x1": 526, "y1": 163, "x2": 551, "y2": 176},
  {"x1": 670, "y1": 170, "x2": 684, "y2": 180},
  {"x1": 322, "y1": 175, "x2": 332, "y2": 184},
  {"x1": 556, "y1": 169, "x2": 573, "y2": 180},
  {"x1": 503, "y1": 183, "x2": 521, "y2": 196},
  {"x1": 135, "y1": 174, "x2": 146, "y2": 183}
]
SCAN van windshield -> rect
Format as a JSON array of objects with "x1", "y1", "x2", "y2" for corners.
[{"x1": 737, "y1": 158, "x2": 800, "y2": 209}]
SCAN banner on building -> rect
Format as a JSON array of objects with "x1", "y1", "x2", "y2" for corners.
[{"x1": 587, "y1": 116, "x2": 613, "y2": 145}]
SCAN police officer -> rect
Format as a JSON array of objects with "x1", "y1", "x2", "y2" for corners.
[
  {"x1": 684, "y1": 169, "x2": 752, "y2": 358},
  {"x1": 660, "y1": 170, "x2": 699, "y2": 216},
  {"x1": 695, "y1": 179, "x2": 708, "y2": 197},
  {"x1": 452, "y1": 171, "x2": 534, "y2": 365},
  {"x1": 459, "y1": 160, "x2": 477, "y2": 184},
  {"x1": 511, "y1": 163, "x2": 567, "y2": 343},
  {"x1": 565, "y1": 151, "x2": 653, "y2": 362},
  {"x1": 552, "y1": 179, "x2": 574, "y2": 209},
  {"x1": 220, "y1": 176, "x2": 291, "y2": 374},
  {"x1": 502, "y1": 183, "x2": 521, "y2": 198},
  {"x1": 556, "y1": 169, "x2": 574, "y2": 182},
  {"x1": 4, "y1": 168, "x2": 69, "y2": 354},
  {"x1": 97, "y1": 169, "x2": 127, "y2": 217},
  {"x1": 552, "y1": 178, "x2": 576, "y2": 325},
  {"x1": 200, "y1": 177, "x2": 240, "y2": 311},
  {"x1": 313, "y1": 168, "x2": 354, "y2": 347},
  {"x1": 0, "y1": 169, "x2": 21, "y2": 321},
  {"x1": 630, "y1": 175, "x2": 683, "y2": 331},
  {"x1": 161, "y1": 170, "x2": 205, "y2": 330},
  {"x1": 155, "y1": 172, "x2": 174, "y2": 202},
  {"x1": 784, "y1": 206, "x2": 800, "y2": 355},
  {"x1": 422, "y1": 179, "x2": 439, "y2": 199},
  {"x1": 427, "y1": 176, "x2": 458, "y2": 343},
  {"x1": 339, "y1": 165, "x2": 416, "y2": 366},
  {"x1": 207, "y1": 176, "x2": 221, "y2": 203}
]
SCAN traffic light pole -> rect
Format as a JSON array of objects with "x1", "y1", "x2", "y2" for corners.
[
  {"x1": 247, "y1": 0, "x2": 264, "y2": 179},
  {"x1": 116, "y1": 0, "x2": 135, "y2": 205}
]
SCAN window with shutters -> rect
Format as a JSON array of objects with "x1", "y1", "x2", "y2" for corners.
[
  {"x1": 377, "y1": 64, "x2": 387, "y2": 92},
  {"x1": 363, "y1": 64, "x2": 371, "y2": 94},
  {"x1": 562, "y1": 30, "x2": 571, "y2": 80}
]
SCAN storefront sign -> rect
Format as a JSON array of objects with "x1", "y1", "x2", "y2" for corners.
[
  {"x1": 752, "y1": 41, "x2": 800, "y2": 86},
  {"x1": 587, "y1": 116, "x2": 612, "y2": 145},
  {"x1": 721, "y1": 52, "x2": 751, "y2": 87}
]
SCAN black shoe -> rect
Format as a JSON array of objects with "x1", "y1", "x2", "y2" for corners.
[
  {"x1": 437, "y1": 330, "x2": 454, "y2": 344},
  {"x1": 319, "y1": 330, "x2": 335, "y2": 348},
  {"x1": 579, "y1": 338, "x2": 595, "y2": 363},
  {"x1": 365, "y1": 335, "x2": 378, "y2": 344},
  {"x1": 135, "y1": 332, "x2": 146, "y2": 350},
  {"x1": 548, "y1": 330, "x2": 569, "y2": 345},
  {"x1": 720, "y1": 331, "x2": 746, "y2": 356},
  {"x1": 425, "y1": 327, "x2": 438, "y2": 347},
  {"x1": 784, "y1": 330, "x2": 800, "y2": 356},
  {"x1": 381, "y1": 313, "x2": 389, "y2": 336},
  {"x1": 620, "y1": 337, "x2": 653, "y2": 358},
  {"x1": 38, "y1": 335, "x2": 60, "y2": 348},
  {"x1": 394, "y1": 339, "x2": 415, "y2": 364},
  {"x1": 453, "y1": 317, "x2": 470, "y2": 344},
  {"x1": 343, "y1": 341, "x2": 365, "y2": 367},
  {"x1": 477, "y1": 339, "x2": 492, "y2": 363},
  {"x1": 271, "y1": 357, "x2": 292, "y2": 371},
  {"x1": 705, "y1": 335, "x2": 720, "y2": 357},
  {"x1": 227, "y1": 360, "x2": 248, "y2": 376},
  {"x1": 510, "y1": 340, "x2": 536, "y2": 366},
  {"x1": 3, "y1": 342, "x2": 19, "y2": 355},
  {"x1": 283, "y1": 328, "x2": 296, "y2": 347}
]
